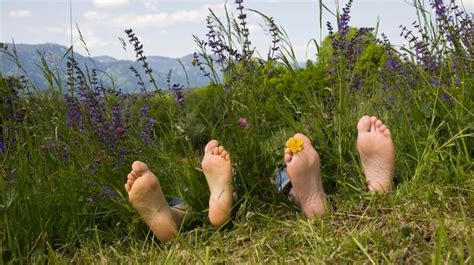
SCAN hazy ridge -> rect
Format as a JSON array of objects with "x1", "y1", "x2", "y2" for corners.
[{"x1": 0, "y1": 43, "x2": 213, "y2": 92}]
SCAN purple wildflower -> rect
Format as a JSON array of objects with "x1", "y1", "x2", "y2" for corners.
[
  {"x1": 235, "y1": 0, "x2": 251, "y2": 58},
  {"x1": 139, "y1": 130, "x2": 152, "y2": 144},
  {"x1": 111, "y1": 103, "x2": 125, "y2": 133},
  {"x1": 0, "y1": 137, "x2": 4, "y2": 154},
  {"x1": 400, "y1": 23, "x2": 439, "y2": 71},
  {"x1": 140, "y1": 104, "x2": 150, "y2": 116},
  {"x1": 431, "y1": 0, "x2": 447, "y2": 20},
  {"x1": 149, "y1": 118, "x2": 157, "y2": 127},
  {"x1": 237, "y1": 117, "x2": 251, "y2": 129},
  {"x1": 171, "y1": 83, "x2": 185, "y2": 106},
  {"x1": 350, "y1": 76, "x2": 363, "y2": 90},
  {"x1": 66, "y1": 57, "x2": 77, "y2": 88},
  {"x1": 129, "y1": 66, "x2": 147, "y2": 95},
  {"x1": 206, "y1": 16, "x2": 227, "y2": 66},
  {"x1": 138, "y1": 104, "x2": 155, "y2": 144},
  {"x1": 267, "y1": 16, "x2": 280, "y2": 61},
  {"x1": 440, "y1": 92, "x2": 455, "y2": 106},
  {"x1": 101, "y1": 185, "x2": 117, "y2": 199},
  {"x1": 115, "y1": 126, "x2": 126, "y2": 137},
  {"x1": 338, "y1": 0, "x2": 353, "y2": 37},
  {"x1": 192, "y1": 52, "x2": 212, "y2": 80},
  {"x1": 64, "y1": 94, "x2": 84, "y2": 132},
  {"x1": 386, "y1": 59, "x2": 396, "y2": 70},
  {"x1": 125, "y1": 28, "x2": 161, "y2": 92}
]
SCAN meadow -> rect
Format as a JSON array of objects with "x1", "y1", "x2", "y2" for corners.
[{"x1": 1, "y1": 0, "x2": 473, "y2": 263}]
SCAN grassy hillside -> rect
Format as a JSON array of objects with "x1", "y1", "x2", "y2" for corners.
[{"x1": 1, "y1": 0, "x2": 472, "y2": 263}]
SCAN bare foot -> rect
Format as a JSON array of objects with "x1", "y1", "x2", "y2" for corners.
[
  {"x1": 125, "y1": 161, "x2": 185, "y2": 242},
  {"x1": 201, "y1": 140, "x2": 233, "y2": 227},
  {"x1": 285, "y1": 133, "x2": 327, "y2": 218},
  {"x1": 357, "y1": 115, "x2": 395, "y2": 193}
]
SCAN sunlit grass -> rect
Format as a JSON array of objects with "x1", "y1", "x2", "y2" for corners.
[{"x1": 1, "y1": 0, "x2": 472, "y2": 263}]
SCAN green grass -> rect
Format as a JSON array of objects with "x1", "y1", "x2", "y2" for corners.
[
  {"x1": 1, "y1": 0, "x2": 473, "y2": 263},
  {"x1": 25, "y1": 181, "x2": 473, "y2": 263}
]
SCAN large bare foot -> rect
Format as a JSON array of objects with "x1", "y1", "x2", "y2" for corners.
[
  {"x1": 285, "y1": 133, "x2": 327, "y2": 218},
  {"x1": 357, "y1": 115, "x2": 396, "y2": 193},
  {"x1": 125, "y1": 161, "x2": 185, "y2": 242},
  {"x1": 201, "y1": 140, "x2": 233, "y2": 227}
]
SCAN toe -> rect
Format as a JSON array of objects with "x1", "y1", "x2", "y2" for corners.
[
  {"x1": 127, "y1": 179, "x2": 134, "y2": 187},
  {"x1": 384, "y1": 128, "x2": 392, "y2": 137},
  {"x1": 212, "y1": 146, "x2": 220, "y2": 155},
  {"x1": 205, "y1": 140, "x2": 219, "y2": 153},
  {"x1": 375, "y1": 120, "x2": 383, "y2": 130},
  {"x1": 221, "y1": 150, "x2": 228, "y2": 158},
  {"x1": 125, "y1": 183, "x2": 131, "y2": 193},
  {"x1": 357, "y1": 115, "x2": 371, "y2": 132},
  {"x1": 218, "y1": 146, "x2": 224, "y2": 154},
  {"x1": 285, "y1": 153, "x2": 292, "y2": 163},
  {"x1": 380, "y1": 125, "x2": 387, "y2": 132},
  {"x1": 294, "y1": 133, "x2": 312, "y2": 148},
  {"x1": 127, "y1": 173, "x2": 136, "y2": 181},
  {"x1": 224, "y1": 154, "x2": 230, "y2": 161},
  {"x1": 370, "y1": 116, "x2": 377, "y2": 132},
  {"x1": 132, "y1": 161, "x2": 149, "y2": 175}
]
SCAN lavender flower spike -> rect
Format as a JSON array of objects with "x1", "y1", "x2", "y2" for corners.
[{"x1": 171, "y1": 83, "x2": 185, "y2": 106}]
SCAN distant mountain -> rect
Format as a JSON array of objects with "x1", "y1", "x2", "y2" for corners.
[{"x1": 0, "y1": 43, "x2": 214, "y2": 92}]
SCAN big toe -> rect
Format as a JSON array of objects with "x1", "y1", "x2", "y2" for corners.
[
  {"x1": 205, "y1": 140, "x2": 219, "y2": 153},
  {"x1": 357, "y1": 115, "x2": 371, "y2": 132},
  {"x1": 132, "y1": 161, "x2": 149, "y2": 176},
  {"x1": 293, "y1": 133, "x2": 312, "y2": 148}
]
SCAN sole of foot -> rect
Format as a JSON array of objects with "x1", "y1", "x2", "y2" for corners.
[
  {"x1": 125, "y1": 161, "x2": 182, "y2": 242},
  {"x1": 285, "y1": 133, "x2": 327, "y2": 218},
  {"x1": 356, "y1": 115, "x2": 396, "y2": 193},
  {"x1": 202, "y1": 140, "x2": 233, "y2": 227}
]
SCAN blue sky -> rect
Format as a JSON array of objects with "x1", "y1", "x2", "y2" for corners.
[{"x1": 1, "y1": 0, "x2": 473, "y2": 61}]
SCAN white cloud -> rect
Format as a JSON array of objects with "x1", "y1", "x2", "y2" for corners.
[
  {"x1": 110, "y1": 4, "x2": 230, "y2": 29},
  {"x1": 93, "y1": 0, "x2": 128, "y2": 8},
  {"x1": 66, "y1": 27, "x2": 109, "y2": 52},
  {"x1": 461, "y1": 0, "x2": 474, "y2": 11},
  {"x1": 143, "y1": 0, "x2": 159, "y2": 11},
  {"x1": 293, "y1": 43, "x2": 317, "y2": 61},
  {"x1": 9, "y1": 9, "x2": 32, "y2": 18},
  {"x1": 111, "y1": 5, "x2": 224, "y2": 29},
  {"x1": 248, "y1": 24, "x2": 263, "y2": 34},
  {"x1": 113, "y1": 13, "x2": 171, "y2": 28},
  {"x1": 84, "y1": 11, "x2": 109, "y2": 21},
  {"x1": 170, "y1": 10, "x2": 202, "y2": 22},
  {"x1": 30, "y1": 26, "x2": 65, "y2": 34}
]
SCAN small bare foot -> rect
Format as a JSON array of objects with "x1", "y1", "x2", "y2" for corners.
[
  {"x1": 285, "y1": 133, "x2": 327, "y2": 218},
  {"x1": 357, "y1": 116, "x2": 396, "y2": 193},
  {"x1": 201, "y1": 140, "x2": 233, "y2": 227},
  {"x1": 125, "y1": 161, "x2": 184, "y2": 242}
]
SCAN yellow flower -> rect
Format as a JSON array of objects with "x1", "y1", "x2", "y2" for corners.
[{"x1": 286, "y1": 137, "x2": 304, "y2": 153}]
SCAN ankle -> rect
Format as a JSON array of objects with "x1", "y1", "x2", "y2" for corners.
[
  {"x1": 300, "y1": 193, "x2": 327, "y2": 218},
  {"x1": 208, "y1": 199, "x2": 231, "y2": 227},
  {"x1": 368, "y1": 181, "x2": 393, "y2": 193}
]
